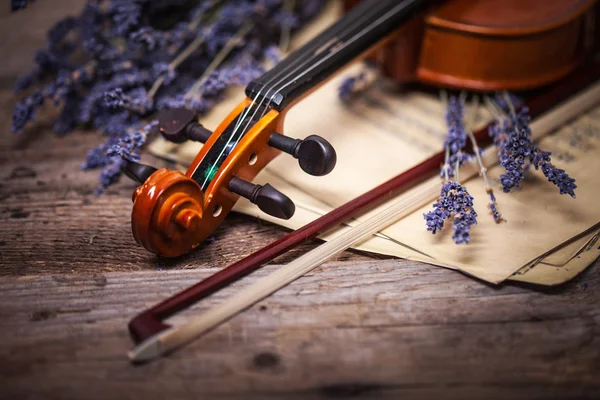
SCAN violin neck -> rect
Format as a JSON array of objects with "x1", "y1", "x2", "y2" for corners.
[{"x1": 246, "y1": 0, "x2": 429, "y2": 111}]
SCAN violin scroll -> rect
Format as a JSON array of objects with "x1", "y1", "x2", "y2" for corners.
[
  {"x1": 125, "y1": 97, "x2": 335, "y2": 257},
  {"x1": 131, "y1": 168, "x2": 205, "y2": 257}
]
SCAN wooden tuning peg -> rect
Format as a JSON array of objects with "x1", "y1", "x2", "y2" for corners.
[
  {"x1": 228, "y1": 177, "x2": 295, "y2": 220},
  {"x1": 158, "y1": 108, "x2": 213, "y2": 144},
  {"x1": 121, "y1": 159, "x2": 158, "y2": 184},
  {"x1": 268, "y1": 133, "x2": 336, "y2": 176}
]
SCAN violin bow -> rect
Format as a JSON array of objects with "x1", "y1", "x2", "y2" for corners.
[
  {"x1": 129, "y1": 70, "x2": 600, "y2": 360},
  {"x1": 128, "y1": 61, "x2": 600, "y2": 357}
]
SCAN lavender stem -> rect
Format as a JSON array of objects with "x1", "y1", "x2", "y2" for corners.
[
  {"x1": 502, "y1": 90, "x2": 517, "y2": 117},
  {"x1": 184, "y1": 21, "x2": 254, "y2": 100}
]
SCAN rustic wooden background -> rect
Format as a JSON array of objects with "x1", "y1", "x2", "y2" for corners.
[{"x1": 0, "y1": 2, "x2": 599, "y2": 399}]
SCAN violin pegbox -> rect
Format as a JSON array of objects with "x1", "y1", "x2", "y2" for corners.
[
  {"x1": 157, "y1": 107, "x2": 337, "y2": 176},
  {"x1": 123, "y1": 97, "x2": 337, "y2": 257}
]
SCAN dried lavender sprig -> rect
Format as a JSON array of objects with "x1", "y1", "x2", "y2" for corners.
[
  {"x1": 146, "y1": 2, "x2": 223, "y2": 99},
  {"x1": 13, "y1": 0, "x2": 328, "y2": 193},
  {"x1": 464, "y1": 96, "x2": 503, "y2": 223},
  {"x1": 11, "y1": 0, "x2": 34, "y2": 11},
  {"x1": 184, "y1": 21, "x2": 254, "y2": 100},
  {"x1": 490, "y1": 93, "x2": 577, "y2": 197},
  {"x1": 441, "y1": 92, "x2": 471, "y2": 178},
  {"x1": 532, "y1": 151, "x2": 577, "y2": 198},
  {"x1": 147, "y1": 35, "x2": 206, "y2": 99},
  {"x1": 95, "y1": 120, "x2": 158, "y2": 194},
  {"x1": 424, "y1": 181, "x2": 478, "y2": 244},
  {"x1": 106, "y1": 121, "x2": 158, "y2": 162},
  {"x1": 424, "y1": 93, "x2": 478, "y2": 244}
]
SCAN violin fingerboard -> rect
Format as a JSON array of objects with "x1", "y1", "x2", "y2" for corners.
[{"x1": 246, "y1": 0, "x2": 430, "y2": 111}]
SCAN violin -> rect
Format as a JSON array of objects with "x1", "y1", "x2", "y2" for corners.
[{"x1": 124, "y1": 0, "x2": 599, "y2": 257}]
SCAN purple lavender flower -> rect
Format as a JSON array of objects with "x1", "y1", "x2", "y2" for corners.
[
  {"x1": 540, "y1": 164, "x2": 577, "y2": 198},
  {"x1": 493, "y1": 92, "x2": 523, "y2": 113},
  {"x1": 452, "y1": 211, "x2": 477, "y2": 244},
  {"x1": 47, "y1": 16, "x2": 78, "y2": 47},
  {"x1": 424, "y1": 207, "x2": 447, "y2": 234},
  {"x1": 263, "y1": 44, "x2": 281, "y2": 65},
  {"x1": 444, "y1": 96, "x2": 472, "y2": 175},
  {"x1": 492, "y1": 105, "x2": 576, "y2": 197},
  {"x1": 129, "y1": 27, "x2": 167, "y2": 51},
  {"x1": 94, "y1": 121, "x2": 157, "y2": 193},
  {"x1": 152, "y1": 63, "x2": 176, "y2": 85},
  {"x1": 424, "y1": 181, "x2": 477, "y2": 244},
  {"x1": 107, "y1": 121, "x2": 157, "y2": 162},
  {"x1": 53, "y1": 91, "x2": 80, "y2": 134},
  {"x1": 532, "y1": 151, "x2": 577, "y2": 197},
  {"x1": 82, "y1": 138, "x2": 119, "y2": 170},
  {"x1": 11, "y1": 92, "x2": 44, "y2": 133},
  {"x1": 338, "y1": 72, "x2": 366, "y2": 101},
  {"x1": 110, "y1": 0, "x2": 142, "y2": 36},
  {"x1": 96, "y1": 161, "x2": 123, "y2": 195},
  {"x1": 13, "y1": 0, "x2": 327, "y2": 192},
  {"x1": 11, "y1": 0, "x2": 34, "y2": 11},
  {"x1": 486, "y1": 189, "x2": 502, "y2": 223},
  {"x1": 223, "y1": 55, "x2": 265, "y2": 86},
  {"x1": 104, "y1": 87, "x2": 153, "y2": 114}
]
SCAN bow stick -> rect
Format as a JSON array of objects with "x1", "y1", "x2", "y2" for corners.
[{"x1": 128, "y1": 61, "x2": 600, "y2": 354}]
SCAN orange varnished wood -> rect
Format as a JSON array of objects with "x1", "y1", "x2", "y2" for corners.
[
  {"x1": 185, "y1": 98, "x2": 252, "y2": 176},
  {"x1": 129, "y1": 24, "x2": 399, "y2": 258},
  {"x1": 131, "y1": 98, "x2": 282, "y2": 257},
  {"x1": 196, "y1": 106, "x2": 281, "y2": 251},
  {"x1": 346, "y1": 0, "x2": 598, "y2": 91},
  {"x1": 131, "y1": 169, "x2": 204, "y2": 257}
]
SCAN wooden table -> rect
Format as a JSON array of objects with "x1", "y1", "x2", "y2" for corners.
[{"x1": 1, "y1": 3, "x2": 599, "y2": 399}]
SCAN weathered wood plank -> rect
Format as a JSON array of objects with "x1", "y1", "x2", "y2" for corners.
[{"x1": 0, "y1": 259, "x2": 598, "y2": 399}]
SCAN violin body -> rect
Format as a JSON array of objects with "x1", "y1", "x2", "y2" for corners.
[
  {"x1": 346, "y1": 0, "x2": 598, "y2": 90},
  {"x1": 126, "y1": 0, "x2": 599, "y2": 257}
]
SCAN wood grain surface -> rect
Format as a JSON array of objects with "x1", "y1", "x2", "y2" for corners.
[
  {"x1": 0, "y1": 261, "x2": 599, "y2": 400},
  {"x1": 0, "y1": 2, "x2": 599, "y2": 399}
]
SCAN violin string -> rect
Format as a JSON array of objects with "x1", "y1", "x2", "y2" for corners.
[
  {"x1": 265, "y1": 1, "x2": 417, "y2": 116},
  {"x1": 229, "y1": 0, "x2": 418, "y2": 151},
  {"x1": 226, "y1": 1, "x2": 393, "y2": 146},
  {"x1": 194, "y1": 0, "x2": 392, "y2": 189}
]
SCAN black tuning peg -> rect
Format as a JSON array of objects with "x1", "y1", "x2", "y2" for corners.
[
  {"x1": 158, "y1": 108, "x2": 213, "y2": 144},
  {"x1": 268, "y1": 132, "x2": 336, "y2": 176},
  {"x1": 228, "y1": 177, "x2": 295, "y2": 220},
  {"x1": 121, "y1": 159, "x2": 158, "y2": 184}
]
